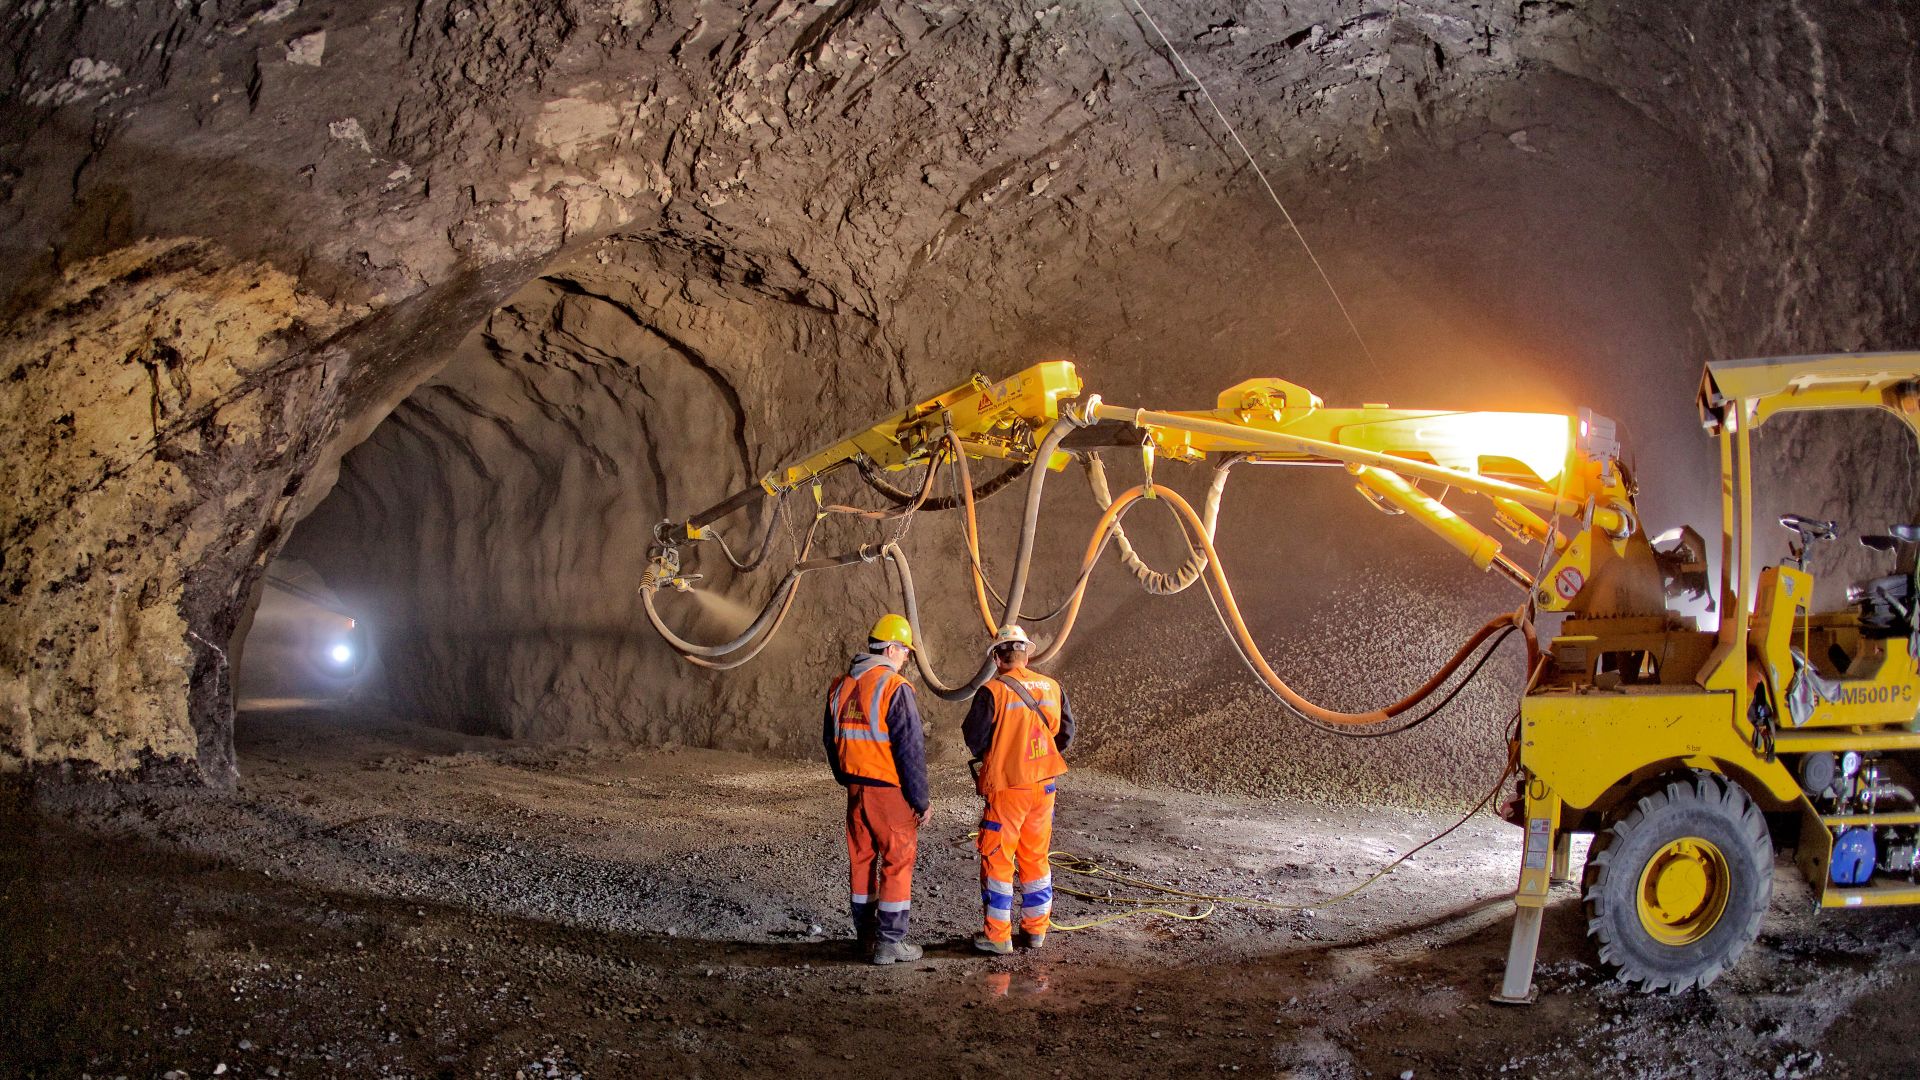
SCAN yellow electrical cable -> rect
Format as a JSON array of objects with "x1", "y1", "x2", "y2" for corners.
[
  {"x1": 1049, "y1": 904, "x2": 1216, "y2": 931},
  {"x1": 951, "y1": 740, "x2": 1520, "y2": 933}
]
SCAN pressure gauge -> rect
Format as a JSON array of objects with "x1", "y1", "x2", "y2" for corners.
[{"x1": 1841, "y1": 751, "x2": 1863, "y2": 778}]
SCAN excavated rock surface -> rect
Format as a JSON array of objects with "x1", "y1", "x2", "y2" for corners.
[
  {"x1": 10, "y1": 707, "x2": 1920, "y2": 1077},
  {"x1": 1, "y1": 238, "x2": 365, "y2": 780},
  {"x1": 3, "y1": 0, "x2": 1918, "y2": 786}
]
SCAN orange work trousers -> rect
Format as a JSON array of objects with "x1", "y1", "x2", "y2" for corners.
[
  {"x1": 846, "y1": 783, "x2": 919, "y2": 943},
  {"x1": 978, "y1": 781, "x2": 1056, "y2": 942}
]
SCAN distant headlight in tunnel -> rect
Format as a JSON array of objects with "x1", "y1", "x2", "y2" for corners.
[{"x1": 320, "y1": 633, "x2": 368, "y2": 676}]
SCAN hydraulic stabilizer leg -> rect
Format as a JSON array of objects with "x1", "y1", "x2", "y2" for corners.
[{"x1": 1492, "y1": 782, "x2": 1560, "y2": 1005}]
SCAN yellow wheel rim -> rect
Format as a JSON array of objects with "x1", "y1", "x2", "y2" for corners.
[{"x1": 1636, "y1": 837, "x2": 1730, "y2": 946}]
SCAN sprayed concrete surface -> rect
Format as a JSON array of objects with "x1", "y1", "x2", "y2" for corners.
[{"x1": 8, "y1": 706, "x2": 1920, "y2": 1079}]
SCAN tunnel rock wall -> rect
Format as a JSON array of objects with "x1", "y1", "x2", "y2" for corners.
[
  {"x1": 288, "y1": 237, "x2": 892, "y2": 748},
  {"x1": 291, "y1": 7, "x2": 1730, "y2": 794},
  {"x1": 0, "y1": 239, "x2": 363, "y2": 779},
  {"x1": 1586, "y1": 0, "x2": 1920, "y2": 607},
  {"x1": 3, "y1": 0, "x2": 1592, "y2": 782},
  {"x1": 3, "y1": 0, "x2": 1918, "y2": 790},
  {"x1": 1606, "y1": 1, "x2": 1920, "y2": 359}
]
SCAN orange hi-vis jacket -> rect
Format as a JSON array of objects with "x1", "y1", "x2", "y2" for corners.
[
  {"x1": 974, "y1": 670, "x2": 1069, "y2": 794},
  {"x1": 830, "y1": 662, "x2": 913, "y2": 787}
]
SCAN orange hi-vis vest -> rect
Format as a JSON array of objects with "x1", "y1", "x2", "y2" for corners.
[
  {"x1": 978, "y1": 669, "x2": 1068, "y2": 794},
  {"x1": 831, "y1": 664, "x2": 910, "y2": 786}
]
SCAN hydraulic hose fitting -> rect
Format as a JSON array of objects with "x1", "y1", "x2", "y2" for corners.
[
  {"x1": 1601, "y1": 500, "x2": 1639, "y2": 542},
  {"x1": 653, "y1": 518, "x2": 709, "y2": 546}
]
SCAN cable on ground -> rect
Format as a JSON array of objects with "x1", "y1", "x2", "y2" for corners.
[{"x1": 949, "y1": 739, "x2": 1519, "y2": 932}]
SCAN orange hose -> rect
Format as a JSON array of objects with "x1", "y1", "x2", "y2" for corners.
[
  {"x1": 946, "y1": 432, "x2": 1001, "y2": 633},
  {"x1": 1027, "y1": 484, "x2": 1152, "y2": 665},
  {"x1": 1049, "y1": 484, "x2": 1518, "y2": 725}
]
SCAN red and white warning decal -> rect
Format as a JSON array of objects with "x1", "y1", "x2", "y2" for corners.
[{"x1": 1553, "y1": 566, "x2": 1585, "y2": 601}]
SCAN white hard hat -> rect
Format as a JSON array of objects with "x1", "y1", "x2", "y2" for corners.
[{"x1": 991, "y1": 624, "x2": 1031, "y2": 651}]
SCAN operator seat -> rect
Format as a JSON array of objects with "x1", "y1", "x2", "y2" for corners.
[{"x1": 1852, "y1": 524, "x2": 1920, "y2": 640}]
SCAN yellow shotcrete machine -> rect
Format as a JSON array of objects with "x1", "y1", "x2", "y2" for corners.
[{"x1": 641, "y1": 351, "x2": 1920, "y2": 1000}]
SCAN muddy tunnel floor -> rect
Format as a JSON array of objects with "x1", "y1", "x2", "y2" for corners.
[{"x1": 5, "y1": 709, "x2": 1920, "y2": 1080}]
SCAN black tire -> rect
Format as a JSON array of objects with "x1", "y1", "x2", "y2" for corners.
[{"x1": 1582, "y1": 771, "x2": 1772, "y2": 992}]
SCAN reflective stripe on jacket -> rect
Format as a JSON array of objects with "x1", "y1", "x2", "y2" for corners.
[
  {"x1": 831, "y1": 663, "x2": 911, "y2": 786},
  {"x1": 974, "y1": 669, "x2": 1069, "y2": 794}
]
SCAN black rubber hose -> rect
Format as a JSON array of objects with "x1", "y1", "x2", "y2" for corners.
[
  {"x1": 886, "y1": 543, "x2": 999, "y2": 702},
  {"x1": 642, "y1": 572, "x2": 802, "y2": 657},
  {"x1": 859, "y1": 455, "x2": 1031, "y2": 512},
  {"x1": 998, "y1": 421, "x2": 1080, "y2": 630},
  {"x1": 708, "y1": 493, "x2": 787, "y2": 572}
]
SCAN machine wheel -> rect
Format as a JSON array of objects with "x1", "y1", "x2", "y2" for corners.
[{"x1": 1582, "y1": 771, "x2": 1772, "y2": 992}]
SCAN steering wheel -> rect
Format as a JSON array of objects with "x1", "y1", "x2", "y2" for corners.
[
  {"x1": 1779, "y1": 514, "x2": 1836, "y2": 543},
  {"x1": 1779, "y1": 513, "x2": 1837, "y2": 569}
]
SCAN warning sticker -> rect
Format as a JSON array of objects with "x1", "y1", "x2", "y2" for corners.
[
  {"x1": 1553, "y1": 566, "x2": 1585, "y2": 601},
  {"x1": 1523, "y1": 818, "x2": 1552, "y2": 869}
]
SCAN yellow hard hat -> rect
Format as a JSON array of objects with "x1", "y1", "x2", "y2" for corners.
[{"x1": 869, "y1": 613, "x2": 914, "y2": 651}]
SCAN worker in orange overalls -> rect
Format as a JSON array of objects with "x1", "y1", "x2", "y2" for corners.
[
  {"x1": 964, "y1": 624, "x2": 1075, "y2": 954},
  {"x1": 822, "y1": 613, "x2": 930, "y2": 965}
]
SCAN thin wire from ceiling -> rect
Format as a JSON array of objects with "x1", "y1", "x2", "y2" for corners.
[{"x1": 1123, "y1": 0, "x2": 1382, "y2": 373}]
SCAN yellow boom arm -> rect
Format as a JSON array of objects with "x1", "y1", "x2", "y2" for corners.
[
  {"x1": 657, "y1": 360, "x2": 1639, "y2": 615},
  {"x1": 1084, "y1": 377, "x2": 1638, "y2": 609},
  {"x1": 658, "y1": 361, "x2": 1083, "y2": 544}
]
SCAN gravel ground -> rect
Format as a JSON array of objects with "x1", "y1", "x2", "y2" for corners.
[{"x1": 7, "y1": 706, "x2": 1920, "y2": 1078}]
